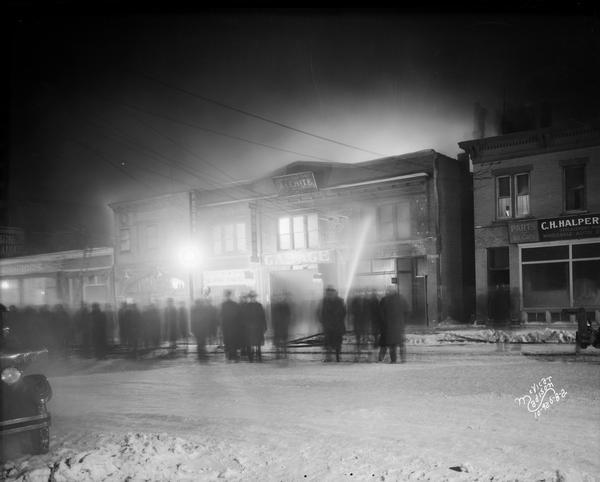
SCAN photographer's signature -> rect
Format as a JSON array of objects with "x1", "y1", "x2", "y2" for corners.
[{"x1": 515, "y1": 376, "x2": 567, "y2": 419}]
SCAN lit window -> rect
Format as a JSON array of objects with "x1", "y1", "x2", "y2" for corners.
[
  {"x1": 278, "y1": 214, "x2": 318, "y2": 250},
  {"x1": 496, "y1": 173, "x2": 530, "y2": 219}
]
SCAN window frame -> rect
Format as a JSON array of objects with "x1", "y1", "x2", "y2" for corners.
[
  {"x1": 519, "y1": 239, "x2": 600, "y2": 310},
  {"x1": 119, "y1": 228, "x2": 131, "y2": 253},
  {"x1": 277, "y1": 213, "x2": 319, "y2": 251},
  {"x1": 377, "y1": 201, "x2": 412, "y2": 241},
  {"x1": 494, "y1": 171, "x2": 531, "y2": 220},
  {"x1": 563, "y1": 163, "x2": 587, "y2": 213},
  {"x1": 212, "y1": 222, "x2": 248, "y2": 255}
]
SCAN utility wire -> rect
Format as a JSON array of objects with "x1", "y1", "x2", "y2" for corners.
[
  {"x1": 132, "y1": 70, "x2": 387, "y2": 157},
  {"x1": 108, "y1": 96, "x2": 341, "y2": 163}
]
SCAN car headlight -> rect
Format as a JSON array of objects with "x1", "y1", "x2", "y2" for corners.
[{"x1": 2, "y1": 367, "x2": 22, "y2": 385}]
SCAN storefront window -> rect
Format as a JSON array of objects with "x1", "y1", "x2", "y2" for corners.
[
  {"x1": 522, "y1": 262, "x2": 569, "y2": 307},
  {"x1": 521, "y1": 241, "x2": 600, "y2": 309},
  {"x1": 573, "y1": 260, "x2": 600, "y2": 306}
]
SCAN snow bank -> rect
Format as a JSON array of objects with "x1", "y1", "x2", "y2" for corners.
[{"x1": 406, "y1": 328, "x2": 577, "y2": 345}]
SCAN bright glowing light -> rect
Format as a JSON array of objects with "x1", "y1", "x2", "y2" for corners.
[
  {"x1": 0, "y1": 280, "x2": 9, "y2": 290},
  {"x1": 176, "y1": 243, "x2": 201, "y2": 268}
]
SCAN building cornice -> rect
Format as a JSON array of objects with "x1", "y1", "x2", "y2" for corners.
[{"x1": 459, "y1": 121, "x2": 600, "y2": 163}]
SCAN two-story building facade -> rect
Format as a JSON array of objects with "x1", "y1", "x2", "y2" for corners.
[
  {"x1": 109, "y1": 191, "x2": 194, "y2": 306},
  {"x1": 109, "y1": 150, "x2": 474, "y2": 335},
  {"x1": 191, "y1": 150, "x2": 473, "y2": 335},
  {"x1": 459, "y1": 120, "x2": 600, "y2": 324}
]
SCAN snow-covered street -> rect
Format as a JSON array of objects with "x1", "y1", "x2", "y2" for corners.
[{"x1": 2, "y1": 344, "x2": 600, "y2": 481}]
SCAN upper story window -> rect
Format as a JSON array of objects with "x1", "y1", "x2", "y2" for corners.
[
  {"x1": 278, "y1": 214, "x2": 318, "y2": 250},
  {"x1": 496, "y1": 173, "x2": 530, "y2": 219},
  {"x1": 212, "y1": 223, "x2": 247, "y2": 255},
  {"x1": 564, "y1": 164, "x2": 586, "y2": 212},
  {"x1": 377, "y1": 202, "x2": 411, "y2": 241},
  {"x1": 119, "y1": 228, "x2": 131, "y2": 253},
  {"x1": 145, "y1": 224, "x2": 158, "y2": 251}
]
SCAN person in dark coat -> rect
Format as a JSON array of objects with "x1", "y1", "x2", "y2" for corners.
[
  {"x1": 244, "y1": 291, "x2": 267, "y2": 362},
  {"x1": 129, "y1": 303, "x2": 143, "y2": 358},
  {"x1": 191, "y1": 296, "x2": 218, "y2": 360},
  {"x1": 91, "y1": 303, "x2": 108, "y2": 359},
  {"x1": 177, "y1": 301, "x2": 190, "y2": 355},
  {"x1": 348, "y1": 288, "x2": 368, "y2": 358},
  {"x1": 271, "y1": 292, "x2": 292, "y2": 359},
  {"x1": 143, "y1": 302, "x2": 162, "y2": 349},
  {"x1": 221, "y1": 290, "x2": 241, "y2": 361},
  {"x1": 51, "y1": 304, "x2": 70, "y2": 358},
  {"x1": 378, "y1": 287, "x2": 409, "y2": 363},
  {"x1": 317, "y1": 286, "x2": 347, "y2": 362},
  {"x1": 365, "y1": 289, "x2": 382, "y2": 349}
]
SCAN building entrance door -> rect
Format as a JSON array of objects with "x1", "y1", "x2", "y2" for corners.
[
  {"x1": 269, "y1": 269, "x2": 323, "y2": 337},
  {"x1": 487, "y1": 247, "x2": 510, "y2": 323}
]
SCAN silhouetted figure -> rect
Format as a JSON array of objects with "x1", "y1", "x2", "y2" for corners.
[
  {"x1": 164, "y1": 298, "x2": 179, "y2": 353},
  {"x1": 349, "y1": 289, "x2": 368, "y2": 359},
  {"x1": 74, "y1": 303, "x2": 92, "y2": 357},
  {"x1": 271, "y1": 292, "x2": 292, "y2": 359},
  {"x1": 317, "y1": 286, "x2": 346, "y2": 362},
  {"x1": 104, "y1": 303, "x2": 117, "y2": 347},
  {"x1": 129, "y1": 303, "x2": 143, "y2": 358},
  {"x1": 365, "y1": 289, "x2": 382, "y2": 349},
  {"x1": 91, "y1": 303, "x2": 108, "y2": 359},
  {"x1": 51, "y1": 304, "x2": 70, "y2": 357},
  {"x1": 191, "y1": 296, "x2": 218, "y2": 361},
  {"x1": 117, "y1": 302, "x2": 130, "y2": 348},
  {"x1": 378, "y1": 287, "x2": 409, "y2": 363},
  {"x1": 245, "y1": 291, "x2": 267, "y2": 362},
  {"x1": 178, "y1": 301, "x2": 190, "y2": 355},
  {"x1": 143, "y1": 302, "x2": 162, "y2": 349},
  {"x1": 221, "y1": 290, "x2": 241, "y2": 361}
]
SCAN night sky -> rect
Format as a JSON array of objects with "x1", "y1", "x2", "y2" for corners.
[{"x1": 6, "y1": 6, "x2": 600, "y2": 251}]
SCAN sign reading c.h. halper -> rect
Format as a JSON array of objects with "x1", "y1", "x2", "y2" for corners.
[
  {"x1": 272, "y1": 171, "x2": 318, "y2": 195},
  {"x1": 538, "y1": 213, "x2": 600, "y2": 241}
]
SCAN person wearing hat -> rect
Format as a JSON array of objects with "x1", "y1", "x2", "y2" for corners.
[
  {"x1": 317, "y1": 286, "x2": 347, "y2": 362},
  {"x1": 244, "y1": 291, "x2": 267, "y2": 362}
]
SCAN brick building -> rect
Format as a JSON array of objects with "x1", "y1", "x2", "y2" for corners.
[
  {"x1": 459, "y1": 120, "x2": 600, "y2": 324},
  {"x1": 111, "y1": 150, "x2": 474, "y2": 335}
]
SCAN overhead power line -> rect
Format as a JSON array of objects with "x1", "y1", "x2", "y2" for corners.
[{"x1": 130, "y1": 70, "x2": 388, "y2": 157}]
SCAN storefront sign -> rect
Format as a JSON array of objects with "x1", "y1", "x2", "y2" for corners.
[
  {"x1": 538, "y1": 213, "x2": 600, "y2": 241},
  {"x1": 508, "y1": 220, "x2": 540, "y2": 243},
  {"x1": 0, "y1": 261, "x2": 60, "y2": 276},
  {"x1": 264, "y1": 249, "x2": 333, "y2": 266},
  {"x1": 509, "y1": 214, "x2": 600, "y2": 243},
  {"x1": 272, "y1": 171, "x2": 318, "y2": 195},
  {"x1": 203, "y1": 269, "x2": 255, "y2": 286}
]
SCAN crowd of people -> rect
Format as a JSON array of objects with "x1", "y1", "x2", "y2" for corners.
[{"x1": 1, "y1": 285, "x2": 410, "y2": 364}]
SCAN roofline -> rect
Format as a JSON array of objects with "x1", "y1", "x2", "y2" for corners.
[
  {"x1": 0, "y1": 247, "x2": 113, "y2": 266},
  {"x1": 323, "y1": 172, "x2": 430, "y2": 190}
]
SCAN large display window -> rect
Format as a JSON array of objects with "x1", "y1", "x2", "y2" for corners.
[{"x1": 521, "y1": 241, "x2": 600, "y2": 309}]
